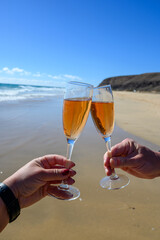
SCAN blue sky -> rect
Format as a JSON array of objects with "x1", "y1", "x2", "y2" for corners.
[{"x1": 0, "y1": 0, "x2": 159, "y2": 87}]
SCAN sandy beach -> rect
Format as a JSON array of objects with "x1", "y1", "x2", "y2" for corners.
[
  {"x1": 113, "y1": 91, "x2": 160, "y2": 147},
  {"x1": 0, "y1": 92, "x2": 160, "y2": 240}
]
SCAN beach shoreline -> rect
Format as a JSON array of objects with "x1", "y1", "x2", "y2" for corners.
[{"x1": 0, "y1": 92, "x2": 160, "y2": 240}]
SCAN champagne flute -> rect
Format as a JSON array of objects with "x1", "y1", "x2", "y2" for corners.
[
  {"x1": 91, "y1": 85, "x2": 130, "y2": 190},
  {"x1": 51, "y1": 81, "x2": 93, "y2": 200}
]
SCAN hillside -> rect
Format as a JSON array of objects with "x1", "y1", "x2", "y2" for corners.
[{"x1": 99, "y1": 72, "x2": 160, "y2": 92}]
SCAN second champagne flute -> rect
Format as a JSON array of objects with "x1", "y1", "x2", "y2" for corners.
[{"x1": 91, "y1": 85, "x2": 130, "y2": 190}]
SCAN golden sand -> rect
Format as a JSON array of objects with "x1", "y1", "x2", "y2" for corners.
[{"x1": 114, "y1": 91, "x2": 160, "y2": 147}]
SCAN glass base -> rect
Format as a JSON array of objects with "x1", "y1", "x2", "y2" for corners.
[
  {"x1": 100, "y1": 174, "x2": 130, "y2": 190},
  {"x1": 48, "y1": 185, "x2": 80, "y2": 201}
]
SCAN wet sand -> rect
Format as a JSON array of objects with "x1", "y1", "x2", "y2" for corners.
[{"x1": 0, "y1": 94, "x2": 160, "y2": 240}]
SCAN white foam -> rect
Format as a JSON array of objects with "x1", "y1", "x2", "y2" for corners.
[{"x1": 0, "y1": 83, "x2": 65, "y2": 102}]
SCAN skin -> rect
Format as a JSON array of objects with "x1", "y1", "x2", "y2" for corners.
[
  {"x1": 0, "y1": 154, "x2": 76, "y2": 232},
  {"x1": 104, "y1": 138, "x2": 160, "y2": 179}
]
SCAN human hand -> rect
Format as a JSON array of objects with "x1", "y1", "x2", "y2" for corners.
[
  {"x1": 104, "y1": 138, "x2": 160, "y2": 179},
  {"x1": 4, "y1": 155, "x2": 76, "y2": 208}
]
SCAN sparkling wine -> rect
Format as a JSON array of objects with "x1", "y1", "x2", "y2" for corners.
[
  {"x1": 63, "y1": 98, "x2": 91, "y2": 140},
  {"x1": 91, "y1": 101, "x2": 114, "y2": 137}
]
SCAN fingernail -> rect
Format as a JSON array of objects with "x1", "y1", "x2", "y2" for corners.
[
  {"x1": 62, "y1": 169, "x2": 69, "y2": 176},
  {"x1": 71, "y1": 170, "x2": 76, "y2": 175}
]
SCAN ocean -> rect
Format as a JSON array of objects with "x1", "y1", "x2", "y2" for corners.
[{"x1": 0, "y1": 83, "x2": 65, "y2": 102}]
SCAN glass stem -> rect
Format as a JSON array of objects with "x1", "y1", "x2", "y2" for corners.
[
  {"x1": 66, "y1": 139, "x2": 75, "y2": 161},
  {"x1": 104, "y1": 137, "x2": 119, "y2": 180},
  {"x1": 58, "y1": 139, "x2": 75, "y2": 190}
]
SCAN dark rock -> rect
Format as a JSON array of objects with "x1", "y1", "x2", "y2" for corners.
[{"x1": 98, "y1": 72, "x2": 160, "y2": 92}]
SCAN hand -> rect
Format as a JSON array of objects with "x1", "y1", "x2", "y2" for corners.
[
  {"x1": 104, "y1": 138, "x2": 160, "y2": 179},
  {"x1": 4, "y1": 155, "x2": 76, "y2": 208}
]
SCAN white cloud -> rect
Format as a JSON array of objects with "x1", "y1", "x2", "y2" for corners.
[
  {"x1": 63, "y1": 74, "x2": 82, "y2": 81},
  {"x1": 12, "y1": 67, "x2": 24, "y2": 73},
  {"x1": 0, "y1": 66, "x2": 83, "y2": 86},
  {"x1": 2, "y1": 67, "x2": 13, "y2": 74},
  {"x1": 48, "y1": 74, "x2": 65, "y2": 80},
  {"x1": 48, "y1": 74, "x2": 82, "y2": 81},
  {"x1": 1, "y1": 67, "x2": 30, "y2": 76},
  {"x1": 33, "y1": 72, "x2": 42, "y2": 77}
]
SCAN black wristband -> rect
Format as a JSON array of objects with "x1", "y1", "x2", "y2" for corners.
[{"x1": 0, "y1": 183, "x2": 20, "y2": 222}]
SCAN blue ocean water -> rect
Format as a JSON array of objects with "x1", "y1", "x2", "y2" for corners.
[{"x1": 0, "y1": 83, "x2": 64, "y2": 102}]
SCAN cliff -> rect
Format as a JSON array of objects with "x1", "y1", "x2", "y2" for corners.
[{"x1": 99, "y1": 72, "x2": 160, "y2": 92}]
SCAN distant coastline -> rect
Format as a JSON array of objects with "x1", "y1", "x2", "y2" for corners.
[{"x1": 99, "y1": 72, "x2": 160, "y2": 92}]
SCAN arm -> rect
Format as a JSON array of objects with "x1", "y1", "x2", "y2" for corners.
[
  {"x1": 0, "y1": 198, "x2": 9, "y2": 232},
  {"x1": 104, "y1": 138, "x2": 160, "y2": 179},
  {"x1": 0, "y1": 154, "x2": 76, "y2": 232}
]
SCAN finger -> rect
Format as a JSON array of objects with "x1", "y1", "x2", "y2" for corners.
[
  {"x1": 111, "y1": 138, "x2": 134, "y2": 157},
  {"x1": 110, "y1": 156, "x2": 137, "y2": 169},
  {"x1": 47, "y1": 186, "x2": 73, "y2": 200},
  {"x1": 104, "y1": 166, "x2": 114, "y2": 176},
  {"x1": 63, "y1": 177, "x2": 75, "y2": 185},
  {"x1": 42, "y1": 168, "x2": 76, "y2": 181},
  {"x1": 39, "y1": 155, "x2": 75, "y2": 169},
  {"x1": 68, "y1": 169, "x2": 76, "y2": 177},
  {"x1": 47, "y1": 177, "x2": 75, "y2": 185},
  {"x1": 104, "y1": 151, "x2": 112, "y2": 167},
  {"x1": 47, "y1": 167, "x2": 76, "y2": 175}
]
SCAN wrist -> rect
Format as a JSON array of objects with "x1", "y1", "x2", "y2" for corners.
[
  {"x1": 3, "y1": 174, "x2": 22, "y2": 208},
  {"x1": 0, "y1": 183, "x2": 20, "y2": 222},
  {"x1": 3, "y1": 177, "x2": 19, "y2": 201}
]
